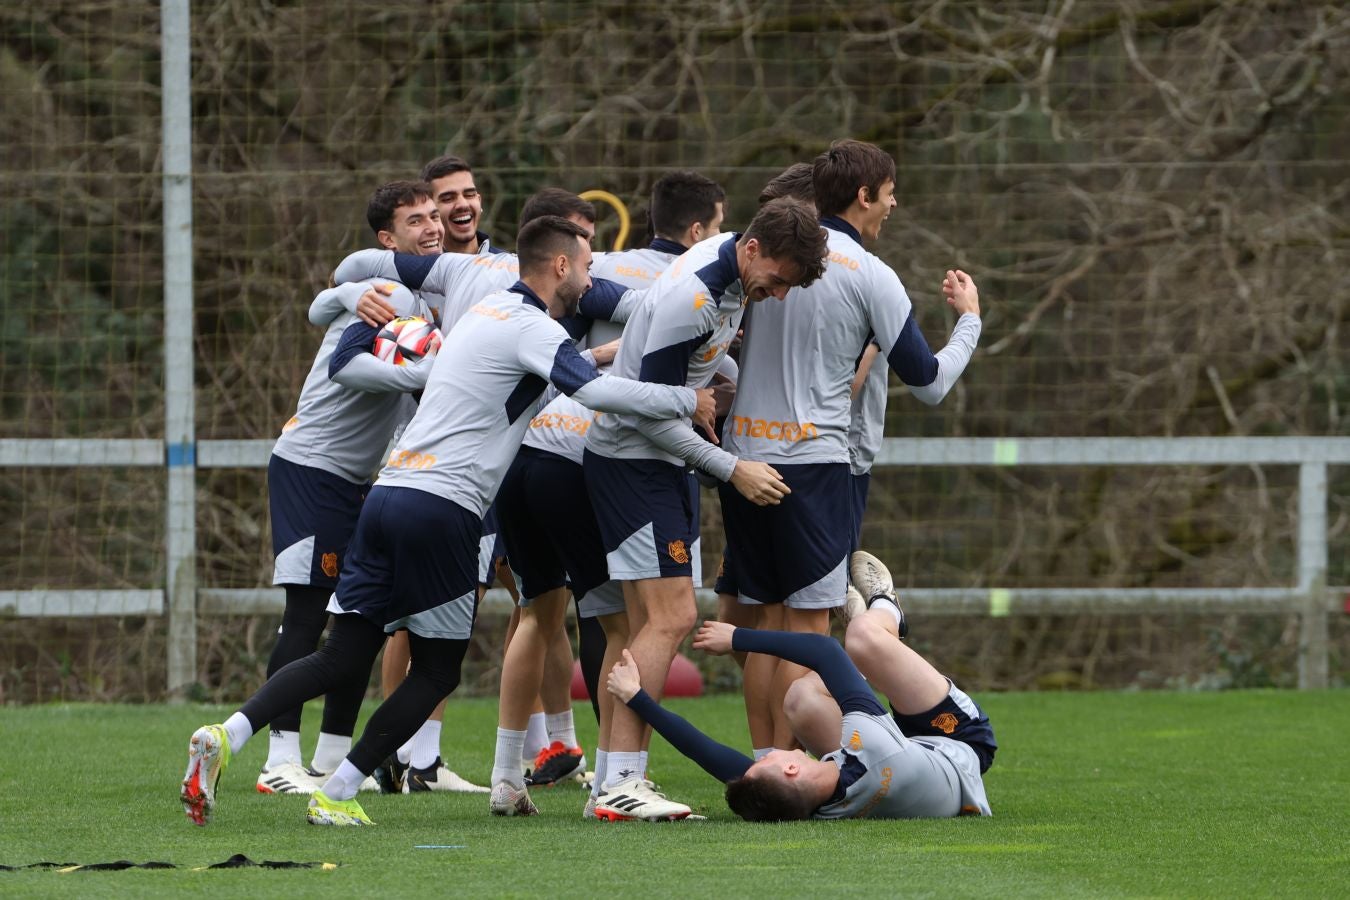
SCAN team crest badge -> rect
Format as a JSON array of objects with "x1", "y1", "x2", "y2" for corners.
[
  {"x1": 848, "y1": 730, "x2": 863, "y2": 751},
  {"x1": 320, "y1": 552, "x2": 339, "y2": 579},
  {"x1": 667, "y1": 540, "x2": 690, "y2": 564},
  {"x1": 931, "y1": 712, "x2": 959, "y2": 735}
]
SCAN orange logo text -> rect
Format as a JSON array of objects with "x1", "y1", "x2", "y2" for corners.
[
  {"x1": 282, "y1": 415, "x2": 299, "y2": 433},
  {"x1": 828, "y1": 251, "x2": 861, "y2": 271},
  {"x1": 470, "y1": 303, "x2": 509, "y2": 321},
  {"x1": 856, "y1": 766, "x2": 893, "y2": 818},
  {"x1": 529, "y1": 412, "x2": 593, "y2": 435},
  {"x1": 612, "y1": 265, "x2": 661, "y2": 282},
  {"x1": 386, "y1": 449, "x2": 438, "y2": 470},
  {"x1": 320, "y1": 552, "x2": 339, "y2": 579},
  {"x1": 667, "y1": 540, "x2": 690, "y2": 564},
  {"x1": 848, "y1": 730, "x2": 862, "y2": 751},
  {"x1": 730, "y1": 416, "x2": 818, "y2": 442}
]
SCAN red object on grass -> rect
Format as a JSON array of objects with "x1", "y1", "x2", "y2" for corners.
[{"x1": 571, "y1": 652, "x2": 704, "y2": 699}]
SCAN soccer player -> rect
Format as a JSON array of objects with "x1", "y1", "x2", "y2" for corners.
[
  {"x1": 582, "y1": 196, "x2": 829, "y2": 821},
  {"x1": 491, "y1": 171, "x2": 729, "y2": 815},
  {"x1": 180, "y1": 215, "x2": 716, "y2": 828},
  {"x1": 259, "y1": 181, "x2": 442, "y2": 796},
  {"x1": 604, "y1": 550, "x2": 995, "y2": 821},
  {"x1": 309, "y1": 187, "x2": 608, "y2": 793},
  {"x1": 422, "y1": 154, "x2": 500, "y2": 255},
  {"x1": 719, "y1": 140, "x2": 982, "y2": 752}
]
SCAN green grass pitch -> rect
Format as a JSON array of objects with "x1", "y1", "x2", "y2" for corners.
[{"x1": 1, "y1": 690, "x2": 1347, "y2": 898}]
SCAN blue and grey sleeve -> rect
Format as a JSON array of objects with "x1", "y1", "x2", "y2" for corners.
[
  {"x1": 731, "y1": 630, "x2": 885, "y2": 716},
  {"x1": 626, "y1": 689, "x2": 752, "y2": 783},
  {"x1": 634, "y1": 418, "x2": 738, "y2": 482}
]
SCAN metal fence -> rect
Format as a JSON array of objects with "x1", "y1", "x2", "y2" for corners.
[{"x1": 2, "y1": 2, "x2": 1347, "y2": 697}]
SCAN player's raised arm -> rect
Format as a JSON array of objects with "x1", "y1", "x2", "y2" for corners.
[
  {"x1": 695, "y1": 621, "x2": 885, "y2": 716},
  {"x1": 607, "y1": 649, "x2": 753, "y2": 784},
  {"x1": 864, "y1": 263, "x2": 982, "y2": 407}
]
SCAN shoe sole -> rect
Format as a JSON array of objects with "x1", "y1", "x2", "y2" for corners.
[
  {"x1": 489, "y1": 803, "x2": 540, "y2": 816},
  {"x1": 256, "y1": 779, "x2": 315, "y2": 795},
  {"x1": 593, "y1": 807, "x2": 691, "y2": 822},
  {"x1": 181, "y1": 730, "x2": 221, "y2": 826},
  {"x1": 306, "y1": 810, "x2": 372, "y2": 826},
  {"x1": 525, "y1": 759, "x2": 584, "y2": 788}
]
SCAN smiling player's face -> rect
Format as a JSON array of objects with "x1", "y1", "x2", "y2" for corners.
[
  {"x1": 430, "y1": 170, "x2": 483, "y2": 251},
  {"x1": 860, "y1": 179, "x2": 896, "y2": 242},
  {"x1": 380, "y1": 197, "x2": 443, "y2": 255},
  {"x1": 743, "y1": 246, "x2": 802, "y2": 302}
]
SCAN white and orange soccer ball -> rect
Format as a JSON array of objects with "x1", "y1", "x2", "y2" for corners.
[{"x1": 373, "y1": 316, "x2": 442, "y2": 366}]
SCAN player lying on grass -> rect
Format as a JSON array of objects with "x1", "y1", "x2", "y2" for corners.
[{"x1": 603, "y1": 550, "x2": 996, "y2": 821}]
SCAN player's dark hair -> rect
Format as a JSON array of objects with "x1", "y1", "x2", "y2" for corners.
[
  {"x1": 420, "y1": 154, "x2": 473, "y2": 183},
  {"x1": 517, "y1": 215, "x2": 590, "y2": 275},
  {"x1": 651, "y1": 170, "x2": 725, "y2": 242},
  {"x1": 758, "y1": 163, "x2": 815, "y2": 206},
  {"x1": 366, "y1": 180, "x2": 434, "y2": 236},
  {"x1": 811, "y1": 139, "x2": 896, "y2": 218},
  {"x1": 520, "y1": 188, "x2": 596, "y2": 226},
  {"x1": 741, "y1": 196, "x2": 828, "y2": 289},
  {"x1": 725, "y1": 772, "x2": 817, "y2": 822}
]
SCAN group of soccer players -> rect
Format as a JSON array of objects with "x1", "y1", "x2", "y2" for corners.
[{"x1": 180, "y1": 138, "x2": 999, "y2": 827}]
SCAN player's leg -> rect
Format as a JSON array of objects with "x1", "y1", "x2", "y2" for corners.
[
  {"x1": 781, "y1": 672, "x2": 843, "y2": 757},
  {"x1": 583, "y1": 451, "x2": 695, "y2": 820},
  {"x1": 491, "y1": 586, "x2": 569, "y2": 799},
  {"x1": 309, "y1": 486, "x2": 483, "y2": 824},
  {"x1": 847, "y1": 549, "x2": 999, "y2": 776},
  {"x1": 258, "y1": 584, "x2": 330, "y2": 792},
  {"x1": 769, "y1": 606, "x2": 832, "y2": 748},
  {"x1": 742, "y1": 601, "x2": 782, "y2": 756},
  {"x1": 183, "y1": 610, "x2": 387, "y2": 826},
  {"x1": 844, "y1": 552, "x2": 947, "y2": 713},
  {"x1": 713, "y1": 548, "x2": 754, "y2": 668},
  {"x1": 585, "y1": 603, "x2": 628, "y2": 816},
  {"x1": 575, "y1": 605, "x2": 607, "y2": 722},
  {"x1": 261, "y1": 455, "x2": 365, "y2": 794},
  {"x1": 526, "y1": 617, "x2": 586, "y2": 787},
  {"x1": 599, "y1": 575, "x2": 696, "y2": 813}
]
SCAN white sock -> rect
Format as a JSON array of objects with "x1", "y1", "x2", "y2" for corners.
[
  {"x1": 321, "y1": 759, "x2": 365, "y2": 801},
  {"x1": 591, "y1": 749, "x2": 608, "y2": 797},
  {"x1": 752, "y1": 747, "x2": 776, "y2": 761},
  {"x1": 605, "y1": 751, "x2": 643, "y2": 789},
  {"x1": 545, "y1": 710, "x2": 577, "y2": 748},
  {"x1": 310, "y1": 732, "x2": 351, "y2": 775},
  {"x1": 396, "y1": 735, "x2": 413, "y2": 765},
  {"x1": 265, "y1": 729, "x2": 302, "y2": 769},
  {"x1": 223, "y1": 713, "x2": 254, "y2": 755},
  {"x1": 638, "y1": 750, "x2": 649, "y2": 778},
  {"x1": 523, "y1": 712, "x2": 549, "y2": 763},
  {"x1": 871, "y1": 598, "x2": 904, "y2": 631},
  {"x1": 492, "y1": 728, "x2": 528, "y2": 788},
  {"x1": 410, "y1": 720, "x2": 442, "y2": 771}
]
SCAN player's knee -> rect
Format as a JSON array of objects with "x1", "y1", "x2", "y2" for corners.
[
  {"x1": 646, "y1": 600, "x2": 697, "y2": 638},
  {"x1": 782, "y1": 677, "x2": 815, "y2": 722},
  {"x1": 844, "y1": 614, "x2": 889, "y2": 665}
]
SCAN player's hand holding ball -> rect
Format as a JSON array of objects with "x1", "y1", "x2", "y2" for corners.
[
  {"x1": 606, "y1": 649, "x2": 643, "y2": 702},
  {"x1": 692, "y1": 620, "x2": 736, "y2": 656}
]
